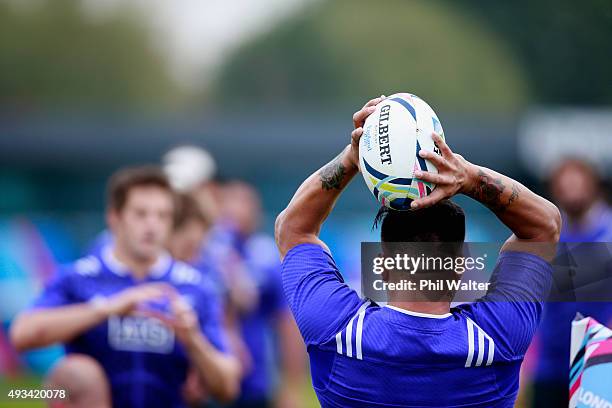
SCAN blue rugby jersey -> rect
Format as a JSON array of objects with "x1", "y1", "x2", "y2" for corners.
[
  {"x1": 30, "y1": 245, "x2": 229, "y2": 408},
  {"x1": 234, "y1": 233, "x2": 286, "y2": 402},
  {"x1": 282, "y1": 243, "x2": 553, "y2": 408},
  {"x1": 202, "y1": 224, "x2": 287, "y2": 403}
]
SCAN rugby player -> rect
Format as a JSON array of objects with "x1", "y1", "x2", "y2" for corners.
[
  {"x1": 218, "y1": 181, "x2": 306, "y2": 408},
  {"x1": 168, "y1": 193, "x2": 212, "y2": 265},
  {"x1": 530, "y1": 158, "x2": 612, "y2": 407},
  {"x1": 10, "y1": 166, "x2": 240, "y2": 407},
  {"x1": 275, "y1": 97, "x2": 561, "y2": 407}
]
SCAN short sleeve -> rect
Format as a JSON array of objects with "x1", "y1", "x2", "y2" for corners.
[
  {"x1": 29, "y1": 268, "x2": 75, "y2": 309},
  {"x1": 281, "y1": 243, "x2": 363, "y2": 346},
  {"x1": 457, "y1": 251, "x2": 553, "y2": 357}
]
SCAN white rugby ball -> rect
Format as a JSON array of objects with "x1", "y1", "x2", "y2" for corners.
[{"x1": 359, "y1": 92, "x2": 444, "y2": 210}]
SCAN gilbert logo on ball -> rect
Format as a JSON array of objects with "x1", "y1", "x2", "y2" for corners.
[{"x1": 359, "y1": 93, "x2": 444, "y2": 211}]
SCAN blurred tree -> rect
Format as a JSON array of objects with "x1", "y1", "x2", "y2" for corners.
[
  {"x1": 454, "y1": 0, "x2": 612, "y2": 105},
  {"x1": 0, "y1": 0, "x2": 181, "y2": 112},
  {"x1": 212, "y1": 0, "x2": 530, "y2": 113}
]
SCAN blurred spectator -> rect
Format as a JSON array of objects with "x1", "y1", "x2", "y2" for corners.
[{"x1": 530, "y1": 158, "x2": 612, "y2": 407}]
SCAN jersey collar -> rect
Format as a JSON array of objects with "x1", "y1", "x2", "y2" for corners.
[
  {"x1": 101, "y1": 245, "x2": 172, "y2": 279},
  {"x1": 385, "y1": 304, "x2": 452, "y2": 319}
]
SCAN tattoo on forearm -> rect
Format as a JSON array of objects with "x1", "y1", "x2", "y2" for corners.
[
  {"x1": 470, "y1": 170, "x2": 520, "y2": 213},
  {"x1": 319, "y1": 154, "x2": 346, "y2": 190}
]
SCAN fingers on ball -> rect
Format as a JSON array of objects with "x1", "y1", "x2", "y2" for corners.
[
  {"x1": 364, "y1": 96, "x2": 384, "y2": 108},
  {"x1": 411, "y1": 190, "x2": 444, "y2": 209},
  {"x1": 414, "y1": 171, "x2": 434, "y2": 183},
  {"x1": 419, "y1": 149, "x2": 446, "y2": 167},
  {"x1": 432, "y1": 132, "x2": 453, "y2": 158},
  {"x1": 351, "y1": 127, "x2": 363, "y2": 143}
]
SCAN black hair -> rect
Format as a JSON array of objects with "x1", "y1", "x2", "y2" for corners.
[{"x1": 373, "y1": 200, "x2": 466, "y2": 242}]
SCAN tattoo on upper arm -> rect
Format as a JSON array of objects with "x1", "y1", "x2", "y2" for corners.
[
  {"x1": 319, "y1": 154, "x2": 346, "y2": 190},
  {"x1": 471, "y1": 170, "x2": 520, "y2": 213}
]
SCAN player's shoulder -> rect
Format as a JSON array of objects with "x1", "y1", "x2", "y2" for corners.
[
  {"x1": 64, "y1": 253, "x2": 105, "y2": 278},
  {"x1": 167, "y1": 260, "x2": 205, "y2": 287},
  {"x1": 452, "y1": 302, "x2": 518, "y2": 361},
  {"x1": 167, "y1": 260, "x2": 221, "y2": 295}
]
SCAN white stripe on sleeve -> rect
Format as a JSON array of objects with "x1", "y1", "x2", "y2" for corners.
[
  {"x1": 475, "y1": 327, "x2": 485, "y2": 367},
  {"x1": 345, "y1": 316, "x2": 355, "y2": 357},
  {"x1": 466, "y1": 317, "x2": 496, "y2": 367},
  {"x1": 336, "y1": 331, "x2": 343, "y2": 355},
  {"x1": 355, "y1": 301, "x2": 370, "y2": 360},
  {"x1": 465, "y1": 318, "x2": 475, "y2": 367},
  {"x1": 344, "y1": 301, "x2": 370, "y2": 359},
  {"x1": 486, "y1": 336, "x2": 495, "y2": 366}
]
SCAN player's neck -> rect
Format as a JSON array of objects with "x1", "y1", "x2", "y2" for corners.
[
  {"x1": 387, "y1": 301, "x2": 451, "y2": 316},
  {"x1": 112, "y1": 245, "x2": 157, "y2": 280}
]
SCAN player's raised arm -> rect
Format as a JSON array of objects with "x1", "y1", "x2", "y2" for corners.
[
  {"x1": 275, "y1": 96, "x2": 385, "y2": 259},
  {"x1": 413, "y1": 133, "x2": 561, "y2": 259}
]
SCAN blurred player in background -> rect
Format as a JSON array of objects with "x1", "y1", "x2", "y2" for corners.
[
  {"x1": 530, "y1": 158, "x2": 612, "y2": 407},
  {"x1": 163, "y1": 146, "x2": 259, "y2": 318},
  {"x1": 550, "y1": 158, "x2": 611, "y2": 242},
  {"x1": 275, "y1": 97, "x2": 561, "y2": 407},
  {"x1": 168, "y1": 192, "x2": 220, "y2": 407},
  {"x1": 10, "y1": 166, "x2": 240, "y2": 408},
  {"x1": 167, "y1": 192, "x2": 250, "y2": 408},
  {"x1": 163, "y1": 146, "x2": 260, "y2": 403},
  {"x1": 168, "y1": 193, "x2": 213, "y2": 265},
  {"x1": 164, "y1": 146, "x2": 308, "y2": 408},
  {"x1": 219, "y1": 181, "x2": 306, "y2": 408}
]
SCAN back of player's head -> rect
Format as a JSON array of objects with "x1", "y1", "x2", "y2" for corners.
[
  {"x1": 107, "y1": 165, "x2": 172, "y2": 212},
  {"x1": 374, "y1": 200, "x2": 465, "y2": 243}
]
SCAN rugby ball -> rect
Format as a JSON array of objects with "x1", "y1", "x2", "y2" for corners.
[{"x1": 359, "y1": 93, "x2": 445, "y2": 211}]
